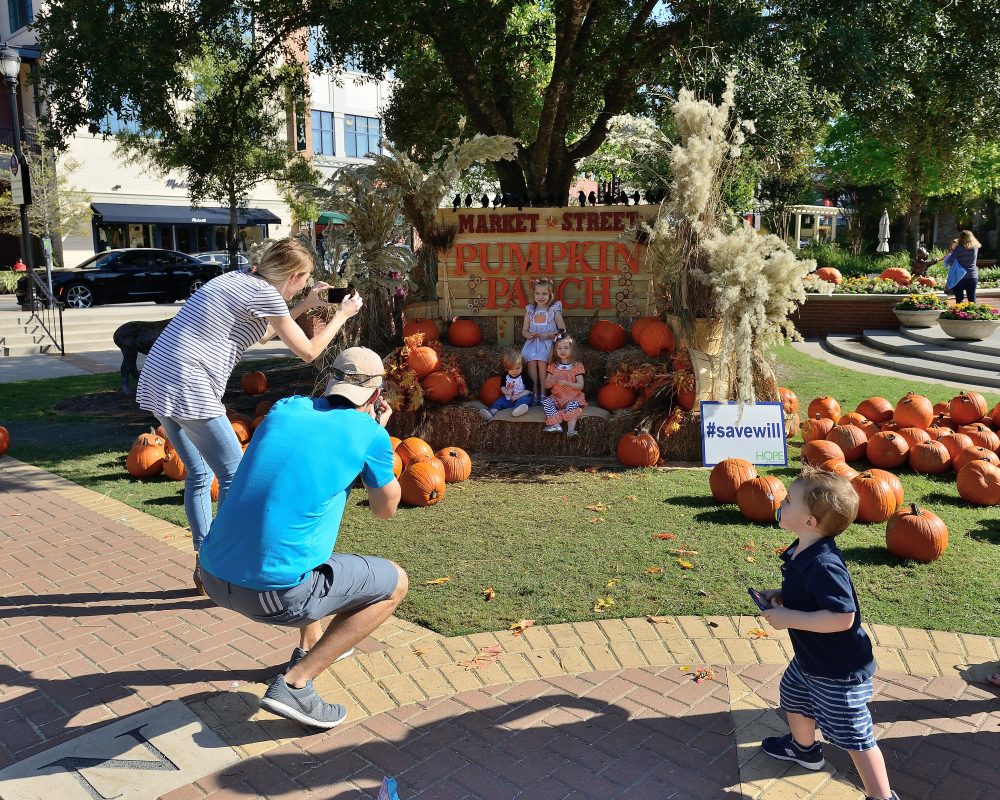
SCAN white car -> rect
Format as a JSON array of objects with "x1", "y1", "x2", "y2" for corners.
[{"x1": 193, "y1": 251, "x2": 252, "y2": 273}]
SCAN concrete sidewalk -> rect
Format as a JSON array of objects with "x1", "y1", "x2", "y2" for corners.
[{"x1": 1, "y1": 457, "x2": 998, "y2": 800}]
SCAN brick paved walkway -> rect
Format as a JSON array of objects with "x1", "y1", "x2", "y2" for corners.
[{"x1": 2, "y1": 456, "x2": 998, "y2": 800}]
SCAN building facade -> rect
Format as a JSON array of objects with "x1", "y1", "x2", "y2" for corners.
[{"x1": 2, "y1": 8, "x2": 391, "y2": 268}]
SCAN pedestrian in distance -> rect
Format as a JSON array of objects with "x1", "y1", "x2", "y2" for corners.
[
  {"x1": 758, "y1": 468, "x2": 898, "y2": 800},
  {"x1": 197, "y1": 347, "x2": 406, "y2": 729},
  {"x1": 136, "y1": 238, "x2": 362, "y2": 593}
]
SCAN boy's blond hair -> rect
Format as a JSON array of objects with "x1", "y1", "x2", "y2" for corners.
[
  {"x1": 794, "y1": 467, "x2": 859, "y2": 536},
  {"x1": 502, "y1": 348, "x2": 523, "y2": 370},
  {"x1": 957, "y1": 230, "x2": 982, "y2": 249}
]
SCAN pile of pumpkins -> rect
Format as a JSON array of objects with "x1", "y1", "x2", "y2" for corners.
[
  {"x1": 391, "y1": 435, "x2": 472, "y2": 506},
  {"x1": 812, "y1": 266, "x2": 936, "y2": 289},
  {"x1": 709, "y1": 456, "x2": 949, "y2": 564},
  {"x1": 402, "y1": 320, "x2": 472, "y2": 405},
  {"x1": 592, "y1": 318, "x2": 678, "y2": 413},
  {"x1": 787, "y1": 389, "x2": 1000, "y2": 509}
]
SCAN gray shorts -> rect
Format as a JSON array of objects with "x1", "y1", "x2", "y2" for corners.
[{"x1": 200, "y1": 554, "x2": 399, "y2": 627}]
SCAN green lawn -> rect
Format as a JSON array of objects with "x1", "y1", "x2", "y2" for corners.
[{"x1": 2, "y1": 346, "x2": 999, "y2": 638}]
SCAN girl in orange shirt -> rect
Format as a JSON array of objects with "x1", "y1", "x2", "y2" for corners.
[{"x1": 542, "y1": 335, "x2": 586, "y2": 437}]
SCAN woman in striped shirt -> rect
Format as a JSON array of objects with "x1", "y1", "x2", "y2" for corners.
[{"x1": 136, "y1": 239, "x2": 362, "y2": 592}]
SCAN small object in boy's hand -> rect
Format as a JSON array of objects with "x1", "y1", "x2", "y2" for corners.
[
  {"x1": 748, "y1": 587, "x2": 771, "y2": 611},
  {"x1": 325, "y1": 283, "x2": 356, "y2": 303}
]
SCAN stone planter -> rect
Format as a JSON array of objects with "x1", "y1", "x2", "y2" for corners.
[
  {"x1": 893, "y1": 309, "x2": 942, "y2": 328},
  {"x1": 938, "y1": 318, "x2": 1000, "y2": 341}
]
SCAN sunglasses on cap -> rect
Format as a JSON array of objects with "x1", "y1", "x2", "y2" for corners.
[{"x1": 330, "y1": 367, "x2": 383, "y2": 385}]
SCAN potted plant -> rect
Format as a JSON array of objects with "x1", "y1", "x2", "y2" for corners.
[
  {"x1": 938, "y1": 302, "x2": 1000, "y2": 340},
  {"x1": 893, "y1": 293, "x2": 948, "y2": 328}
]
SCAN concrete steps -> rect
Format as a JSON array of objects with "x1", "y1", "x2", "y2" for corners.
[{"x1": 825, "y1": 331, "x2": 1000, "y2": 388}]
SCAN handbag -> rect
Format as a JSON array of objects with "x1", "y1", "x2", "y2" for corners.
[{"x1": 944, "y1": 254, "x2": 967, "y2": 291}]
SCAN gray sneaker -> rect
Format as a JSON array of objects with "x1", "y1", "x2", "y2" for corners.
[
  {"x1": 479, "y1": 408, "x2": 494, "y2": 421},
  {"x1": 286, "y1": 646, "x2": 354, "y2": 671},
  {"x1": 260, "y1": 675, "x2": 347, "y2": 729}
]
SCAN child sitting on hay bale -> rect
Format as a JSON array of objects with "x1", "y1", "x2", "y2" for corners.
[
  {"x1": 480, "y1": 348, "x2": 535, "y2": 421},
  {"x1": 543, "y1": 336, "x2": 587, "y2": 437}
]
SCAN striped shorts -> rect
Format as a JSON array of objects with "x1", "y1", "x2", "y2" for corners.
[{"x1": 780, "y1": 657, "x2": 876, "y2": 751}]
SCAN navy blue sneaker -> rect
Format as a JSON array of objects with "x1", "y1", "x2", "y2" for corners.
[{"x1": 761, "y1": 733, "x2": 825, "y2": 770}]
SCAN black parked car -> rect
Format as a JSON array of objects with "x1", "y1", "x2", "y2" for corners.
[{"x1": 15, "y1": 249, "x2": 225, "y2": 309}]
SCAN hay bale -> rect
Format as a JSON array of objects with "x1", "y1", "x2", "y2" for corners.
[{"x1": 659, "y1": 411, "x2": 703, "y2": 463}]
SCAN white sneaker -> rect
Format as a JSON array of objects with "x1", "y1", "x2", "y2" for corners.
[
  {"x1": 479, "y1": 408, "x2": 494, "y2": 421},
  {"x1": 512, "y1": 404, "x2": 529, "y2": 417},
  {"x1": 544, "y1": 424, "x2": 562, "y2": 433}
]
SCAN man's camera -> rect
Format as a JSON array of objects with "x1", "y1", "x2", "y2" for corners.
[{"x1": 325, "y1": 284, "x2": 356, "y2": 303}]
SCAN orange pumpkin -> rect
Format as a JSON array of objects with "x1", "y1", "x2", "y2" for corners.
[
  {"x1": 856, "y1": 397, "x2": 894, "y2": 423},
  {"x1": 801, "y1": 415, "x2": 835, "y2": 443},
  {"x1": 950, "y1": 391, "x2": 987, "y2": 426},
  {"x1": 851, "y1": 471, "x2": 899, "y2": 523},
  {"x1": 254, "y1": 400, "x2": 273, "y2": 418},
  {"x1": 896, "y1": 427, "x2": 931, "y2": 450},
  {"x1": 0, "y1": 425, "x2": 8, "y2": 457},
  {"x1": 211, "y1": 476, "x2": 219, "y2": 502},
  {"x1": 448, "y1": 319, "x2": 483, "y2": 347},
  {"x1": 231, "y1": 419, "x2": 252, "y2": 445},
  {"x1": 408, "y1": 454, "x2": 447, "y2": 482},
  {"x1": 958, "y1": 424, "x2": 1000, "y2": 452},
  {"x1": 397, "y1": 437, "x2": 434, "y2": 468},
  {"x1": 807, "y1": 396, "x2": 841, "y2": 423},
  {"x1": 801, "y1": 440, "x2": 845, "y2": 467},
  {"x1": 392, "y1": 451, "x2": 403, "y2": 478},
  {"x1": 894, "y1": 393, "x2": 933, "y2": 429},
  {"x1": 399, "y1": 461, "x2": 446, "y2": 506},
  {"x1": 709, "y1": 458, "x2": 757, "y2": 503},
  {"x1": 241, "y1": 370, "x2": 267, "y2": 395},
  {"x1": 126, "y1": 435, "x2": 165, "y2": 478},
  {"x1": 866, "y1": 432, "x2": 909, "y2": 469},
  {"x1": 838, "y1": 412, "x2": 868, "y2": 428},
  {"x1": 251, "y1": 414, "x2": 266, "y2": 431},
  {"x1": 939, "y1": 432, "x2": 974, "y2": 461},
  {"x1": 908, "y1": 440, "x2": 951, "y2": 474},
  {"x1": 932, "y1": 413, "x2": 957, "y2": 432},
  {"x1": 616, "y1": 431, "x2": 660, "y2": 467},
  {"x1": 924, "y1": 421, "x2": 951, "y2": 440},
  {"x1": 736, "y1": 476, "x2": 787, "y2": 523},
  {"x1": 390, "y1": 436, "x2": 402, "y2": 451},
  {"x1": 868, "y1": 468, "x2": 904, "y2": 507},
  {"x1": 916, "y1": 276, "x2": 937, "y2": 288},
  {"x1": 407, "y1": 346, "x2": 440, "y2": 379},
  {"x1": 597, "y1": 383, "x2": 637, "y2": 412},
  {"x1": 588, "y1": 320, "x2": 626, "y2": 352},
  {"x1": 403, "y1": 318, "x2": 440, "y2": 342},
  {"x1": 826, "y1": 425, "x2": 868, "y2": 461},
  {"x1": 956, "y1": 460, "x2": 1000, "y2": 506},
  {"x1": 778, "y1": 387, "x2": 799, "y2": 415},
  {"x1": 422, "y1": 371, "x2": 459, "y2": 404},
  {"x1": 886, "y1": 503, "x2": 948, "y2": 563},
  {"x1": 818, "y1": 459, "x2": 858, "y2": 481},
  {"x1": 952, "y1": 446, "x2": 1000, "y2": 473},
  {"x1": 630, "y1": 316, "x2": 659, "y2": 345},
  {"x1": 990, "y1": 402, "x2": 1000, "y2": 428},
  {"x1": 435, "y1": 447, "x2": 472, "y2": 483},
  {"x1": 479, "y1": 376, "x2": 503, "y2": 406},
  {"x1": 638, "y1": 321, "x2": 675, "y2": 357},
  {"x1": 162, "y1": 450, "x2": 186, "y2": 481},
  {"x1": 815, "y1": 267, "x2": 843, "y2": 284},
  {"x1": 880, "y1": 267, "x2": 912, "y2": 285},
  {"x1": 132, "y1": 431, "x2": 166, "y2": 449}
]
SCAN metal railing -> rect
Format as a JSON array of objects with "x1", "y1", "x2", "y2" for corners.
[{"x1": 25, "y1": 269, "x2": 64, "y2": 354}]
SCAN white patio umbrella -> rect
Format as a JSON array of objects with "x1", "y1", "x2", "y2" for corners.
[{"x1": 876, "y1": 209, "x2": 890, "y2": 253}]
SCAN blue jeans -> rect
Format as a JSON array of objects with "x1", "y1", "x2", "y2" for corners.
[
  {"x1": 489, "y1": 394, "x2": 533, "y2": 414},
  {"x1": 156, "y1": 414, "x2": 244, "y2": 551},
  {"x1": 952, "y1": 275, "x2": 978, "y2": 304}
]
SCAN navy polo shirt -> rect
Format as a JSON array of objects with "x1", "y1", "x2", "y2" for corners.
[{"x1": 780, "y1": 537, "x2": 875, "y2": 682}]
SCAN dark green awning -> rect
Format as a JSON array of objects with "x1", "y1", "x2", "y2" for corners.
[{"x1": 317, "y1": 211, "x2": 348, "y2": 225}]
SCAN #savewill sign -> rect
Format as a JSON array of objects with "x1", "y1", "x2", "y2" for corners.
[{"x1": 700, "y1": 401, "x2": 788, "y2": 467}]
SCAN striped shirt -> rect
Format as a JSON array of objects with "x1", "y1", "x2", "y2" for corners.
[{"x1": 136, "y1": 272, "x2": 289, "y2": 419}]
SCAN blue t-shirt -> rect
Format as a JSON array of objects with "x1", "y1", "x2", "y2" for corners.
[
  {"x1": 779, "y1": 537, "x2": 875, "y2": 682},
  {"x1": 198, "y1": 396, "x2": 396, "y2": 590}
]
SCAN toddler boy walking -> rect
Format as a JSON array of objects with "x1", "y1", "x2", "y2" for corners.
[{"x1": 759, "y1": 468, "x2": 898, "y2": 800}]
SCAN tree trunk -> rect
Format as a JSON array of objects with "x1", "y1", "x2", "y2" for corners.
[
  {"x1": 495, "y1": 158, "x2": 531, "y2": 204},
  {"x1": 905, "y1": 190, "x2": 924, "y2": 253},
  {"x1": 227, "y1": 186, "x2": 239, "y2": 270}
]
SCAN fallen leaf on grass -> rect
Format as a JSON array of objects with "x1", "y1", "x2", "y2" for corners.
[
  {"x1": 424, "y1": 577, "x2": 451, "y2": 586},
  {"x1": 587, "y1": 517, "x2": 604, "y2": 524},
  {"x1": 645, "y1": 566, "x2": 663, "y2": 575},
  {"x1": 697, "y1": 589, "x2": 711, "y2": 597},
  {"x1": 458, "y1": 645, "x2": 503, "y2": 670},
  {"x1": 646, "y1": 615, "x2": 673, "y2": 625},
  {"x1": 585, "y1": 502, "x2": 609, "y2": 512},
  {"x1": 626, "y1": 494, "x2": 638, "y2": 501},
  {"x1": 583, "y1": 466, "x2": 599, "y2": 473},
  {"x1": 674, "y1": 546, "x2": 698, "y2": 556},
  {"x1": 593, "y1": 596, "x2": 616, "y2": 612},
  {"x1": 745, "y1": 555, "x2": 756, "y2": 563},
  {"x1": 483, "y1": 587, "x2": 496, "y2": 602},
  {"x1": 510, "y1": 619, "x2": 535, "y2": 636},
  {"x1": 653, "y1": 533, "x2": 677, "y2": 540},
  {"x1": 605, "y1": 578, "x2": 620, "y2": 589},
  {"x1": 742, "y1": 541, "x2": 758, "y2": 553},
  {"x1": 602, "y1": 472, "x2": 622, "y2": 480},
  {"x1": 675, "y1": 558, "x2": 694, "y2": 570},
  {"x1": 747, "y1": 627, "x2": 770, "y2": 639}
]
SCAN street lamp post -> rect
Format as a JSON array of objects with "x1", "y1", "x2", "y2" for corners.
[{"x1": 0, "y1": 45, "x2": 34, "y2": 309}]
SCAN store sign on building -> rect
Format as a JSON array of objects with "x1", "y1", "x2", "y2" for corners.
[{"x1": 436, "y1": 206, "x2": 654, "y2": 343}]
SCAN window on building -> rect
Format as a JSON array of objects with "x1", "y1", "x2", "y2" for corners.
[
  {"x1": 344, "y1": 115, "x2": 380, "y2": 158},
  {"x1": 311, "y1": 110, "x2": 335, "y2": 156},
  {"x1": 343, "y1": 53, "x2": 364, "y2": 73},
  {"x1": 105, "y1": 110, "x2": 141, "y2": 135},
  {"x1": 7, "y1": 0, "x2": 31, "y2": 31}
]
